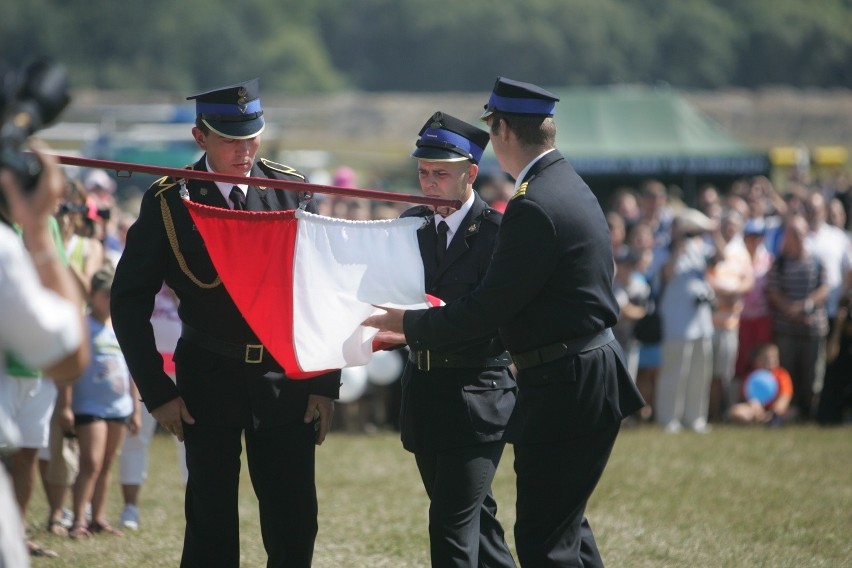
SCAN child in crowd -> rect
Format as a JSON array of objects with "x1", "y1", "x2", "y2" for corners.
[
  {"x1": 119, "y1": 283, "x2": 188, "y2": 532},
  {"x1": 729, "y1": 342, "x2": 793, "y2": 426},
  {"x1": 612, "y1": 249, "x2": 651, "y2": 381},
  {"x1": 64, "y1": 266, "x2": 136, "y2": 538}
]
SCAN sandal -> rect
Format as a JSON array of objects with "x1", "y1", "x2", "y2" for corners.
[
  {"x1": 69, "y1": 525, "x2": 92, "y2": 539},
  {"x1": 27, "y1": 540, "x2": 59, "y2": 558},
  {"x1": 89, "y1": 520, "x2": 123, "y2": 537},
  {"x1": 46, "y1": 518, "x2": 69, "y2": 537}
]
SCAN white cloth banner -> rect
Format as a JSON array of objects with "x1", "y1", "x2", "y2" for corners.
[{"x1": 291, "y1": 209, "x2": 427, "y2": 371}]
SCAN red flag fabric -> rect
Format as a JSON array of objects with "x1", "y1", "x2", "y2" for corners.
[{"x1": 184, "y1": 201, "x2": 429, "y2": 378}]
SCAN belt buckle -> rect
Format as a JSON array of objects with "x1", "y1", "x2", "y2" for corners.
[
  {"x1": 245, "y1": 344, "x2": 264, "y2": 364},
  {"x1": 417, "y1": 350, "x2": 431, "y2": 371}
]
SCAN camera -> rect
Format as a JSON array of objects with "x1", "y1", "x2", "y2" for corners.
[
  {"x1": 57, "y1": 201, "x2": 112, "y2": 223},
  {"x1": 0, "y1": 58, "x2": 71, "y2": 192},
  {"x1": 57, "y1": 201, "x2": 89, "y2": 216}
]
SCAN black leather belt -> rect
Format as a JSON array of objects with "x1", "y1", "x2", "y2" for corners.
[
  {"x1": 181, "y1": 323, "x2": 268, "y2": 364},
  {"x1": 408, "y1": 350, "x2": 511, "y2": 372},
  {"x1": 511, "y1": 328, "x2": 615, "y2": 371}
]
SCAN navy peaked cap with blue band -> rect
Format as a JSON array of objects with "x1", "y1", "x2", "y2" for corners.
[
  {"x1": 480, "y1": 76, "x2": 560, "y2": 120},
  {"x1": 412, "y1": 112, "x2": 490, "y2": 164},
  {"x1": 187, "y1": 78, "x2": 265, "y2": 139}
]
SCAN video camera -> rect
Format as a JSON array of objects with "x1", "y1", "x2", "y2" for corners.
[{"x1": 0, "y1": 58, "x2": 71, "y2": 193}]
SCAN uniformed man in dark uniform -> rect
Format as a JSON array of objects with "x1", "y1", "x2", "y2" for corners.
[
  {"x1": 399, "y1": 112, "x2": 517, "y2": 567},
  {"x1": 365, "y1": 78, "x2": 645, "y2": 567},
  {"x1": 111, "y1": 79, "x2": 339, "y2": 568}
]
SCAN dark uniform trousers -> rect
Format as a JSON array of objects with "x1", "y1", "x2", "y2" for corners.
[
  {"x1": 400, "y1": 196, "x2": 517, "y2": 568},
  {"x1": 414, "y1": 442, "x2": 514, "y2": 567},
  {"x1": 111, "y1": 156, "x2": 340, "y2": 568},
  {"x1": 177, "y1": 344, "x2": 319, "y2": 568},
  {"x1": 509, "y1": 342, "x2": 629, "y2": 568}
]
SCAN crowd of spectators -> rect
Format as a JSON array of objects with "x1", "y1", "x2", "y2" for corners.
[{"x1": 599, "y1": 173, "x2": 852, "y2": 430}]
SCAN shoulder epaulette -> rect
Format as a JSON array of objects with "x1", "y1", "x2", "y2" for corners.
[
  {"x1": 259, "y1": 158, "x2": 306, "y2": 180},
  {"x1": 153, "y1": 164, "x2": 194, "y2": 197},
  {"x1": 153, "y1": 176, "x2": 179, "y2": 198},
  {"x1": 511, "y1": 182, "x2": 528, "y2": 201}
]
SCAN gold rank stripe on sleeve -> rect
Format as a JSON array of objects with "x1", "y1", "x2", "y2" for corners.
[
  {"x1": 511, "y1": 182, "x2": 528, "y2": 200},
  {"x1": 157, "y1": 179, "x2": 222, "y2": 289},
  {"x1": 260, "y1": 158, "x2": 306, "y2": 180}
]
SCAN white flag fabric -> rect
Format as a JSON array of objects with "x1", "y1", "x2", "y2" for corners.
[{"x1": 291, "y1": 209, "x2": 427, "y2": 371}]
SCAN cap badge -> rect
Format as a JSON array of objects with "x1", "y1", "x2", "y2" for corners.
[
  {"x1": 237, "y1": 87, "x2": 247, "y2": 97},
  {"x1": 200, "y1": 187, "x2": 208, "y2": 196}
]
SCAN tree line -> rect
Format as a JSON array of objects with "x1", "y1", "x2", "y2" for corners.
[{"x1": 3, "y1": 0, "x2": 851, "y2": 94}]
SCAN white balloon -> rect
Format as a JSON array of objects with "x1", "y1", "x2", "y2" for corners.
[
  {"x1": 367, "y1": 350, "x2": 404, "y2": 386},
  {"x1": 337, "y1": 365, "x2": 368, "y2": 403}
]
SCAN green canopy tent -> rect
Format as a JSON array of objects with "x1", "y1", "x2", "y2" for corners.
[{"x1": 481, "y1": 87, "x2": 770, "y2": 207}]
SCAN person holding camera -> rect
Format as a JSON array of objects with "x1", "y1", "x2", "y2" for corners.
[
  {"x1": 2, "y1": 181, "x2": 72, "y2": 558},
  {"x1": 56, "y1": 179, "x2": 107, "y2": 293},
  {"x1": 654, "y1": 208, "x2": 721, "y2": 434},
  {"x1": 1, "y1": 142, "x2": 90, "y2": 565},
  {"x1": 33, "y1": 176, "x2": 104, "y2": 543}
]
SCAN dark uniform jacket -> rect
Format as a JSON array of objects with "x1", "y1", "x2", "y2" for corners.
[
  {"x1": 404, "y1": 151, "x2": 644, "y2": 443},
  {"x1": 398, "y1": 194, "x2": 516, "y2": 453},
  {"x1": 111, "y1": 155, "x2": 340, "y2": 428}
]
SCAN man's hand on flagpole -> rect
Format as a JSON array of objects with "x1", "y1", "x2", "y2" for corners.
[
  {"x1": 363, "y1": 306, "x2": 407, "y2": 335},
  {"x1": 305, "y1": 395, "x2": 335, "y2": 445}
]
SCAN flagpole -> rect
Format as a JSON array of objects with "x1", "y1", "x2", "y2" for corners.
[{"x1": 52, "y1": 154, "x2": 463, "y2": 209}]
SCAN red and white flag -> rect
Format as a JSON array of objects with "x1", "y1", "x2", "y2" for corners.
[{"x1": 184, "y1": 201, "x2": 430, "y2": 378}]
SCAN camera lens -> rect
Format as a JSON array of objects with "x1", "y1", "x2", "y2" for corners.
[{"x1": 0, "y1": 59, "x2": 71, "y2": 192}]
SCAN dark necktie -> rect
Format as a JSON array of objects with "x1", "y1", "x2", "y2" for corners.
[
  {"x1": 435, "y1": 220, "x2": 449, "y2": 265},
  {"x1": 229, "y1": 186, "x2": 246, "y2": 211}
]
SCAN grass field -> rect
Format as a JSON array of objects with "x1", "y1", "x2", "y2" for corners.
[{"x1": 24, "y1": 424, "x2": 852, "y2": 567}]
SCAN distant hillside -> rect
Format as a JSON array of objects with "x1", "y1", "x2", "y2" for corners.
[
  {"x1": 55, "y1": 87, "x2": 852, "y2": 177},
  {"x1": 686, "y1": 88, "x2": 852, "y2": 150},
  {"x1": 261, "y1": 87, "x2": 852, "y2": 155}
]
